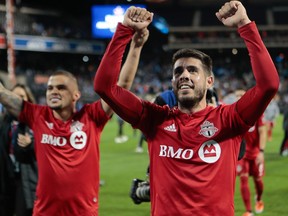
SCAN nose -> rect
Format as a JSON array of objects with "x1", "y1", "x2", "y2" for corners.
[
  {"x1": 179, "y1": 69, "x2": 190, "y2": 81},
  {"x1": 49, "y1": 87, "x2": 59, "y2": 94}
]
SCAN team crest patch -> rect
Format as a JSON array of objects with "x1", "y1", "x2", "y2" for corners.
[
  {"x1": 199, "y1": 121, "x2": 218, "y2": 138},
  {"x1": 70, "y1": 121, "x2": 84, "y2": 133}
]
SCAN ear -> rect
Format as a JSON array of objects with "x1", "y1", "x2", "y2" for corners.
[
  {"x1": 73, "y1": 91, "x2": 81, "y2": 102},
  {"x1": 206, "y1": 75, "x2": 214, "y2": 88}
]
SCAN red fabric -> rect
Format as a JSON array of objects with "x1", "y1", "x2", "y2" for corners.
[
  {"x1": 94, "y1": 23, "x2": 143, "y2": 126},
  {"x1": 254, "y1": 177, "x2": 264, "y2": 201},
  {"x1": 240, "y1": 176, "x2": 252, "y2": 212},
  {"x1": 236, "y1": 22, "x2": 279, "y2": 126},
  {"x1": 243, "y1": 115, "x2": 266, "y2": 160}
]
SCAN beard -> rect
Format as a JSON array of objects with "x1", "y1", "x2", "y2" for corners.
[
  {"x1": 48, "y1": 103, "x2": 62, "y2": 110},
  {"x1": 176, "y1": 87, "x2": 206, "y2": 109}
]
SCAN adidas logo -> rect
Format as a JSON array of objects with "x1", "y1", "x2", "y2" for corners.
[{"x1": 164, "y1": 123, "x2": 177, "y2": 132}]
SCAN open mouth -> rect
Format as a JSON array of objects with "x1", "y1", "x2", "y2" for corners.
[
  {"x1": 178, "y1": 82, "x2": 194, "y2": 90},
  {"x1": 50, "y1": 97, "x2": 61, "y2": 103},
  {"x1": 179, "y1": 84, "x2": 191, "y2": 90}
]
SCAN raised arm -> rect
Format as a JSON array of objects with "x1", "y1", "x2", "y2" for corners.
[
  {"x1": 94, "y1": 7, "x2": 153, "y2": 125},
  {"x1": 0, "y1": 82, "x2": 23, "y2": 118},
  {"x1": 216, "y1": 1, "x2": 279, "y2": 125},
  {"x1": 100, "y1": 27, "x2": 149, "y2": 116}
]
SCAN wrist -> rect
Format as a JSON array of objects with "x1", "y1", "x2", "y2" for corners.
[{"x1": 237, "y1": 18, "x2": 251, "y2": 28}]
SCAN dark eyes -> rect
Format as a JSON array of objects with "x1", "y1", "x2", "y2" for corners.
[
  {"x1": 173, "y1": 66, "x2": 197, "y2": 75},
  {"x1": 47, "y1": 85, "x2": 67, "y2": 91},
  {"x1": 174, "y1": 67, "x2": 183, "y2": 75},
  {"x1": 57, "y1": 85, "x2": 67, "y2": 90}
]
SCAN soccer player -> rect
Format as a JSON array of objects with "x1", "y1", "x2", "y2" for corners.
[
  {"x1": 235, "y1": 90, "x2": 267, "y2": 216},
  {"x1": 264, "y1": 94, "x2": 280, "y2": 141},
  {"x1": 94, "y1": 1, "x2": 279, "y2": 215},
  {"x1": 0, "y1": 9, "x2": 151, "y2": 215}
]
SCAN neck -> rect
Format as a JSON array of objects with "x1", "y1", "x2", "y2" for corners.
[
  {"x1": 178, "y1": 100, "x2": 207, "y2": 115},
  {"x1": 52, "y1": 108, "x2": 74, "y2": 122}
]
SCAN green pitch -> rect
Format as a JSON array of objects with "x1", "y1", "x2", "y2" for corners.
[{"x1": 99, "y1": 115, "x2": 288, "y2": 216}]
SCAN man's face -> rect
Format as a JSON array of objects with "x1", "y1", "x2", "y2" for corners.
[
  {"x1": 46, "y1": 75, "x2": 78, "y2": 110},
  {"x1": 171, "y1": 57, "x2": 211, "y2": 108}
]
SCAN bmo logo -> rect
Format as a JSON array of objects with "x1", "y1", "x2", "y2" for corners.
[
  {"x1": 198, "y1": 140, "x2": 221, "y2": 163},
  {"x1": 159, "y1": 145, "x2": 194, "y2": 159},
  {"x1": 70, "y1": 131, "x2": 87, "y2": 150},
  {"x1": 41, "y1": 131, "x2": 87, "y2": 150}
]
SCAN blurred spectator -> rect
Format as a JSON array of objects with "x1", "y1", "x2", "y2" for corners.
[
  {"x1": 114, "y1": 115, "x2": 129, "y2": 144},
  {"x1": 0, "y1": 84, "x2": 37, "y2": 216},
  {"x1": 0, "y1": 79, "x2": 5, "y2": 120}
]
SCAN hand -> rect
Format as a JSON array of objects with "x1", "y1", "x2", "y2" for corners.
[
  {"x1": 0, "y1": 81, "x2": 5, "y2": 91},
  {"x1": 216, "y1": 1, "x2": 251, "y2": 28},
  {"x1": 123, "y1": 6, "x2": 153, "y2": 31},
  {"x1": 131, "y1": 28, "x2": 149, "y2": 48},
  {"x1": 17, "y1": 133, "x2": 32, "y2": 148},
  {"x1": 256, "y1": 151, "x2": 264, "y2": 166}
]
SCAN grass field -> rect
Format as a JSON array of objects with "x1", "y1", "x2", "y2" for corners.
[{"x1": 99, "y1": 114, "x2": 288, "y2": 216}]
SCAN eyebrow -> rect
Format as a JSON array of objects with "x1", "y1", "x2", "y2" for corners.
[
  {"x1": 47, "y1": 84, "x2": 68, "y2": 89},
  {"x1": 173, "y1": 65, "x2": 198, "y2": 72}
]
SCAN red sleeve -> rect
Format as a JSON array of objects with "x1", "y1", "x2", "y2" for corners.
[
  {"x1": 94, "y1": 23, "x2": 144, "y2": 125},
  {"x1": 236, "y1": 22, "x2": 279, "y2": 125},
  {"x1": 18, "y1": 101, "x2": 39, "y2": 129},
  {"x1": 85, "y1": 101, "x2": 110, "y2": 129}
]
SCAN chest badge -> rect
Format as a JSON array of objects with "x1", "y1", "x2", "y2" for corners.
[
  {"x1": 199, "y1": 121, "x2": 218, "y2": 138},
  {"x1": 70, "y1": 121, "x2": 84, "y2": 133}
]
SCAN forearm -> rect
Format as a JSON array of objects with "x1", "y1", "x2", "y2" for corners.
[
  {"x1": 236, "y1": 22, "x2": 279, "y2": 125},
  {"x1": 239, "y1": 22, "x2": 279, "y2": 91},
  {"x1": 117, "y1": 43, "x2": 143, "y2": 89},
  {"x1": 94, "y1": 23, "x2": 134, "y2": 92},
  {"x1": 94, "y1": 23, "x2": 144, "y2": 125},
  {"x1": 0, "y1": 88, "x2": 23, "y2": 118},
  {"x1": 259, "y1": 126, "x2": 267, "y2": 151}
]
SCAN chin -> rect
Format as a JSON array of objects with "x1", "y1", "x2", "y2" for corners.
[
  {"x1": 48, "y1": 104, "x2": 62, "y2": 110},
  {"x1": 178, "y1": 93, "x2": 193, "y2": 101},
  {"x1": 179, "y1": 95, "x2": 197, "y2": 106}
]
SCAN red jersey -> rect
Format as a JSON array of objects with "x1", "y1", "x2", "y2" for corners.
[
  {"x1": 135, "y1": 102, "x2": 249, "y2": 216},
  {"x1": 94, "y1": 22, "x2": 279, "y2": 216},
  {"x1": 19, "y1": 101, "x2": 109, "y2": 216},
  {"x1": 243, "y1": 115, "x2": 266, "y2": 160}
]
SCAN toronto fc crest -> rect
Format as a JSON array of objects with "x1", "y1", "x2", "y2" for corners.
[
  {"x1": 199, "y1": 121, "x2": 218, "y2": 138},
  {"x1": 70, "y1": 121, "x2": 84, "y2": 133}
]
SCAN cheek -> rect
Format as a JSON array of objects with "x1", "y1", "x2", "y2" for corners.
[
  {"x1": 191, "y1": 75, "x2": 201, "y2": 86},
  {"x1": 171, "y1": 78, "x2": 177, "y2": 88},
  {"x1": 194, "y1": 75, "x2": 201, "y2": 82}
]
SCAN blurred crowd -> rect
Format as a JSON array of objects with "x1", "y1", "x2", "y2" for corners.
[{"x1": 0, "y1": 5, "x2": 287, "y2": 112}]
